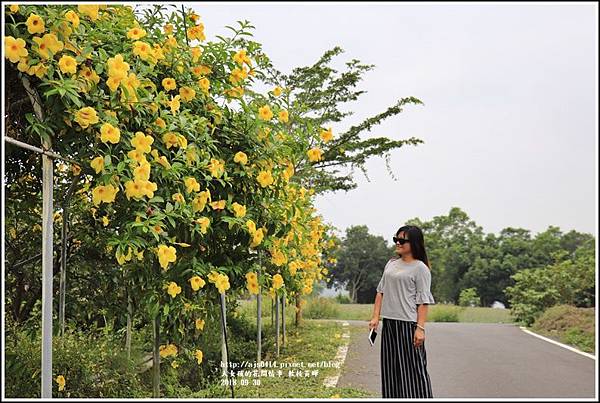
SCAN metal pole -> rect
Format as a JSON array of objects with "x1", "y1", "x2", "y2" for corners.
[
  {"x1": 220, "y1": 292, "x2": 228, "y2": 377},
  {"x1": 282, "y1": 294, "x2": 286, "y2": 347},
  {"x1": 126, "y1": 292, "x2": 132, "y2": 360},
  {"x1": 21, "y1": 75, "x2": 53, "y2": 399},
  {"x1": 257, "y1": 253, "x2": 262, "y2": 364},
  {"x1": 152, "y1": 314, "x2": 160, "y2": 398},
  {"x1": 275, "y1": 293, "x2": 280, "y2": 358}
]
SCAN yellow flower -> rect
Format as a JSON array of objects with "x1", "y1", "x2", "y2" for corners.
[
  {"x1": 271, "y1": 249, "x2": 288, "y2": 267},
  {"x1": 56, "y1": 375, "x2": 66, "y2": 391},
  {"x1": 198, "y1": 77, "x2": 210, "y2": 93},
  {"x1": 278, "y1": 110, "x2": 289, "y2": 123},
  {"x1": 167, "y1": 281, "x2": 182, "y2": 298},
  {"x1": 9, "y1": 5, "x2": 19, "y2": 13},
  {"x1": 258, "y1": 105, "x2": 273, "y2": 121},
  {"x1": 127, "y1": 27, "x2": 146, "y2": 40},
  {"x1": 210, "y1": 200, "x2": 226, "y2": 210},
  {"x1": 159, "y1": 343, "x2": 178, "y2": 358},
  {"x1": 195, "y1": 349, "x2": 203, "y2": 364},
  {"x1": 289, "y1": 261, "x2": 299, "y2": 276},
  {"x1": 320, "y1": 127, "x2": 333, "y2": 143},
  {"x1": 233, "y1": 49, "x2": 252, "y2": 66},
  {"x1": 229, "y1": 66, "x2": 248, "y2": 85},
  {"x1": 167, "y1": 95, "x2": 181, "y2": 115},
  {"x1": 272, "y1": 274, "x2": 284, "y2": 290},
  {"x1": 191, "y1": 46, "x2": 202, "y2": 62},
  {"x1": 184, "y1": 177, "x2": 200, "y2": 193},
  {"x1": 131, "y1": 131, "x2": 154, "y2": 153},
  {"x1": 157, "y1": 245, "x2": 177, "y2": 270},
  {"x1": 195, "y1": 318, "x2": 205, "y2": 330},
  {"x1": 179, "y1": 86, "x2": 196, "y2": 102},
  {"x1": 207, "y1": 158, "x2": 225, "y2": 178},
  {"x1": 233, "y1": 151, "x2": 247, "y2": 165},
  {"x1": 231, "y1": 202, "x2": 246, "y2": 218},
  {"x1": 71, "y1": 164, "x2": 81, "y2": 176},
  {"x1": 162, "y1": 77, "x2": 176, "y2": 91},
  {"x1": 307, "y1": 148, "x2": 323, "y2": 162},
  {"x1": 32, "y1": 34, "x2": 63, "y2": 59},
  {"x1": 65, "y1": 10, "x2": 80, "y2": 28},
  {"x1": 246, "y1": 220, "x2": 256, "y2": 234},
  {"x1": 250, "y1": 228, "x2": 265, "y2": 248},
  {"x1": 58, "y1": 55, "x2": 77, "y2": 75},
  {"x1": 26, "y1": 13, "x2": 45, "y2": 34},
  {"x1": 172, "y1": 192, "x2": 185, "y2": 204},
  {"x1": 91, "y1": 184, "x2": 118, "y2": 206},
  {"x1": 128, "y1": 149, "x2": 148, "y2": 165},
  {"x1": 256, "y1": 170, "x2": 274, "y2": 188},
  {"x1": 5, "y1": 36, "x2": 28, "y2": 63},
  {"x1": 75, "y1": 107, "x2": 99, "y2": 128},
  {"x1": 171, "y1": 361, "x2": 179, "y2": 369},
  {"x1": 133, "y1": 163, "x2": 151, "y2": 181},
  {"x1": 107, "y1": 54, "x2": 129, "y2": 78},
  {"x1": 102, "y1": 216, "x2": 109, "y2": 226},
  {"x1": 214, "y1": 273, "x2": 230, "y2": 294},
  {"x1": 282, "y1": 162, "x2": 295, "y2": 181},
  {"x1": 195, "y1": 216, "x2": 210, "y2": 233},
  {"x1": 164, "y1": 23, "x2": 173, "y2": 34},
  {"x1": 80, "y1": 67, "x2": 100, "y2": 84},
  {"x1": 78, "y1": 5, "x2": 99, "y2": 21},
  {"x1": 162, "y1": 132, "x2": 180, "y2": 149},
  {"x1": 272, "y1": 86, "x2": 282, "y2": 97},
  {"x1": 189, "y1": 276, "x2": 206, "y2": 291},
  {"x1": 28, "y1": 64, "x2": 49, "y2": 79},
  {"x1": 187, "y1": 24, "x2": 206, "y2": 41},
  {"x1": 124, "y1": 179, "x2": 143, "y2": 200},
  {"x1": 106, "y1": 76, "x2": 121, "y2": 92},
  {"x1": 100, "y1": 123, "x2": 120, "y2": 144},
  {"x1": 132, "y1": 40, "x2": 153, "y2": 61},
  {"x1": 246, "y1": 272, "x2": 259, "y2": 295},
  {"x1": 155, "y1": 117, "x2": 166, "y2": 129}
]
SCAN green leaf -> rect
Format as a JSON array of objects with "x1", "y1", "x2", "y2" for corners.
[{"x1": 165, "y1": 202, "x2": 173, "y2": 213}]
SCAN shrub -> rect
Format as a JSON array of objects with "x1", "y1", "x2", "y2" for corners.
[
  {"x1": 458, "y1": 288, "x2": 480, "y2": 307},
  {"x1": 334, "y1": 293, "x2": 352, "y2": 304},
  {"x1": 531, "y1": 304, "x2": 595, "y2": 353},
  {"x1": 5, "y1": 324, "x2": 146, "y2": 398},
  {"x1": 429, "y1": 305, "x2": 463, "y2": 322},
  {"x1": 303, "y1": 297, "x2": 339, "y2": 319}
]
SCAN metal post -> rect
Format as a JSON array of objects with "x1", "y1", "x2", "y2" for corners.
[
  {"x1": 21, "y1": 75, "x2": 53, "y2": 399},
  {"x1": 282, "y1": 294, "x2": 286, "y2": 347},
  {"x1": 257, "y1": 253, "x2": 262, "y2": 364},
  {"x1": 126, "y1": 292, "x2": 132, "y2": 360},
  {"x1": 220, "y1": 292, "x2": 228, "y2": 377},
  {"x1": 275, "y1": 294, "x2": 280, "y2": 358},
  {"x1": 152, "y1": 314, "x2": 160, "y2": 398}
]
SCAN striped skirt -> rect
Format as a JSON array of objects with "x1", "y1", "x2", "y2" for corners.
[{"x1": 381, "y1": 318, "x2": 433, "y2": 398}]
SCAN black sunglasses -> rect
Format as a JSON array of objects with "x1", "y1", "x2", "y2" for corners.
[{"x1": 393, "y1": 236, "x2": 410, "y2": 245}]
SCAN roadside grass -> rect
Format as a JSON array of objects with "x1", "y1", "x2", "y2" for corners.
[
  {"x1": 530, "y1": 305, "x2": 595, "y2": 354},
  {"x1": 223, "y1": 319, "x2": 372, "y2": 398},
  {"x1": 240, "y1": 296, "x2": 516, "y2": 323}
]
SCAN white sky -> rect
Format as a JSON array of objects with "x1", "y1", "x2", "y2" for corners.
[{"x1": 182, "y1": 2, "x2": 597, "y2": 240}]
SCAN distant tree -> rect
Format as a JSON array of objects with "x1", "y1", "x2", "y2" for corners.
[{"x1": 327, "y1": 225, "x2": 393, "y2": 303}]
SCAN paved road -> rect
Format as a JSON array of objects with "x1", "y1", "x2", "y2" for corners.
[{"x1": 328, "y1": 320, "x2": 596, "y2": 398}]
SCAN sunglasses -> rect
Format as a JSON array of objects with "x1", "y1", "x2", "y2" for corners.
[{"x1": 393, "y1": 237, "x2": 410, "y2": 245}]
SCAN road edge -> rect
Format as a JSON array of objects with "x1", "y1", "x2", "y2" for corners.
[{"x1": 519, "y1": 326, "x2": 596, "y2": 360}]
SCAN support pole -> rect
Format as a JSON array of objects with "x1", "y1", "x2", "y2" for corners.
[
  {"x1": 282, "y1": 294, "x2": 286, "y2": 347},
  {"x1": 275, "y1": 294, "x2": 280, "y2": 358},
  {"x1": 152, "y1": 315, "x2": 160, "y2": 398},
  {"x1": 22, "y1": 76, "x2": 53, "y2": 399},
  {"x1": 256, "y1": 253, "x2": 262, "y2": 364}
]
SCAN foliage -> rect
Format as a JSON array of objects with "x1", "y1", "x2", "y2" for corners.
[
  {"x1": 334, "y1": 293, "x2": 352, "y2": 304},
  {"x1": 505, "y1": 241, "x2": 595, "y2": 326},
  {"x1": 328, "y1": 225, "x2": 393, "y2": 303},
  {"x1": 302, "y1": 297, "x2": 340, "y2": 319},
  {"x1": 4, "y1": 324, "x2": 146, "y2": 398},
  {"x1": 531, "y1": 304, "x2": 595, "y2": 353},
  {"x1": 428, "y1": 305, "x2": 463, "y2": 322},
  {"x1": 458, "y1": 287, "x2": 480, "y2": 307}
]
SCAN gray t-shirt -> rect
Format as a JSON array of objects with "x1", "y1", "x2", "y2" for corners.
[{"x1": 376, "y1": 257, "x2": 435, "y2": 322}]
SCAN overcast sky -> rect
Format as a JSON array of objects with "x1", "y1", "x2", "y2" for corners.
[{"x1": 184, "y1": 1, "x2": 598, "y2": 241}]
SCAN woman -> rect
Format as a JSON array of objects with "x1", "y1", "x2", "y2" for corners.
[{"x1": 368, "y1": 225, "x2": 435, "y2": 398}]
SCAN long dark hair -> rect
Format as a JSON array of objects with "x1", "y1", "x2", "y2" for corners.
[{"x1": 394, "y1": 225, "x2": 431, "y2": 269}]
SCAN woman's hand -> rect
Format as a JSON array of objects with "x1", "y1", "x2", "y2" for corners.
[
  {"x1": 413, "y1": 327, "x2": 425, "y2": 348},
  {"x1": 368, "y1": 317, "x2": 379, "y2": 330}
]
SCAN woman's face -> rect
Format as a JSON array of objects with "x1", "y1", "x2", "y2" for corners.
[{"x1": 395, "y1": 231, "x2": 411, "y2": 256}]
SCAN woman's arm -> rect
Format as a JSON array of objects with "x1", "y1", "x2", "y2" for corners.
[
  {"x1": 368, "y1": 292, "x2": 383, "y2": 329},
  {"x1": 416, "y1": 304, "x2": 428, "y2": 329}
]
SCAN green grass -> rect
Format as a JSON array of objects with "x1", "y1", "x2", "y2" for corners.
[
  {"x1": 237, "y1": 297, "x2": 515, "y2": 323},
  {"x1": 530, "y1": 305, "x2": 595, "y2": 354},
  {"x1": 220, "y1": 320, "x2": 372, "y2": 398}
]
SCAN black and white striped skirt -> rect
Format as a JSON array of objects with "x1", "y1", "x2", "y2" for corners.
[{"x1": 381, "y1": 318, "x2": 433, "y2": 398}]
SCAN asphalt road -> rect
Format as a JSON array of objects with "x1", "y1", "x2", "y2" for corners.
[{"x1": 334, "y1": 320, "x2": 596, "y2": 398}]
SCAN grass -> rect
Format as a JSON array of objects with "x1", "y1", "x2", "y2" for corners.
[
  {"x1": 240, "y1": 297, "x2": 514, "y2": 323},
  {"x1": 530, "y1": 305, "x2": 595, "y2": 354},
  {"x1": 221, "y1": 320, "x2": 372, "y2": 398}
]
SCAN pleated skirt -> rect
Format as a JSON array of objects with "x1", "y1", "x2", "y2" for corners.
[{"x1": 381, "y1": 318, "x2": 433, "y2": 398}]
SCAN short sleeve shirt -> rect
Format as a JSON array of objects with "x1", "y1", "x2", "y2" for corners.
[{"x1": 376, "y1": 257, "x2": 435, "y2": 322}]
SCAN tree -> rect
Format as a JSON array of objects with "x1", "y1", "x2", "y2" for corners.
[{"x1": 327, "y1": 225, "x2": 394, "y2": 303}]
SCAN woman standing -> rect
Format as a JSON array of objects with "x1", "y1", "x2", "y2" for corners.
[{"x1": 368, "y1": 225, "x2": 435, "y2": 398}]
